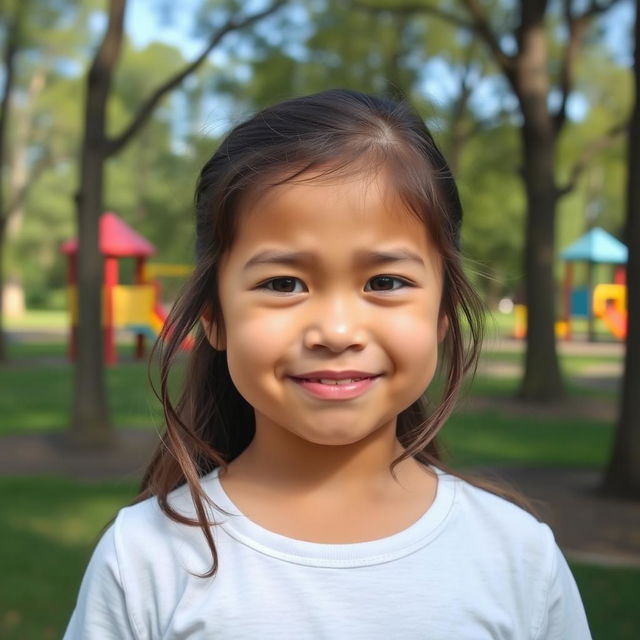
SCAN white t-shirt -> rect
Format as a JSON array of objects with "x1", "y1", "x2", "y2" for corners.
[{"x1": 64, "y1": 467, "x2": 592, "y2": 639}]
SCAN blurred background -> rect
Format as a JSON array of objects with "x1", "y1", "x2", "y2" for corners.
[{"x1": 0, "y1": 0, "x2": 639, "y2": 638}]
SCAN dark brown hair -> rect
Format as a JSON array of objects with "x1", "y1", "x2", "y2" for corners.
[{"x1": 137, "y1": 89, "x2": 532, "y2": 577}]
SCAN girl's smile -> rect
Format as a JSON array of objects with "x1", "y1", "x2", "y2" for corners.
[
  {"x1": 207, "y1": 169, "x2": 446, "y2": 451},
  {"x1": 288, "y1": 370, "x2": 382, "y2": 400}
]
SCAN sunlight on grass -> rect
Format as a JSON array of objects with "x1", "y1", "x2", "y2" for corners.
[
  {"x1": 4, "y1": 309, "x2": 68, "y2": 330},
  {"x1": 6, "y1": 495, "x2": 127, "y2": 546}
]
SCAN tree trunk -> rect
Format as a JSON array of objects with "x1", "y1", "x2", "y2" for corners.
[
  {"x1": 517, "y1": 124, "x2": 564, "y2": 399},
  {"x1": 68, "y1": 0, "x2": 286, "y2": 447},
  {"x1": 603, "y1": 0, "x2": 640, "y2": 497},
  {"x1": 0, "y1": 4, "x2": 24, "y2": 364},
  {"x1": 68, "y1": 0, "x2": 126, "y2": 447},
  {"x1": 513, "y1": 2, "x2": 565, "y2": 400},
  {"x1": 0, "y1": 217, "x2": 6, "y2": 361}
]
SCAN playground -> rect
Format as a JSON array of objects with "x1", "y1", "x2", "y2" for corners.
[
  {"x1": 513, "y1": 227, "x2": 629, "y2": 343},
  {"x1": 61, "y1": 212, "x2": 192, "y2": 364}
]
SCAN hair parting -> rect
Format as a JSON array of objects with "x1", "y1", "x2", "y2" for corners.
[{"x1": 135, "y1": 89, "x2": 537, "y2": 578}]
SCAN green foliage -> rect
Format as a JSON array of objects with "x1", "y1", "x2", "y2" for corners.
[
  {"x1": 12, "y1": 168, "x2": 75, "y2": 306},
  {"x1": 457, "y1": 123, "x2": 524, "y2": 300}
]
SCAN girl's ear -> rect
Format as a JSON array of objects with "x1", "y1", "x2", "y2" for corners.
[
  {"x1": 437, "y1": 314, "x2": 449, "y2": 344},
  {"x1": 201, "y1": 308, "x2": 226, "y2": 351}
]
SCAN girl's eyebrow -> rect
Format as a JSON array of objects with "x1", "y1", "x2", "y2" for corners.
[{"x1": 243, "y1": 248, "x2": 426, "y2": 270}]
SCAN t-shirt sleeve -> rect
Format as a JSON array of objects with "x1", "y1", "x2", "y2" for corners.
[
  {"x1": 534, "y1": 538, "x2": 592, "y2": 640},
  {"x1": 63, "y1": 523, "x2": 139, "y2": 640}
]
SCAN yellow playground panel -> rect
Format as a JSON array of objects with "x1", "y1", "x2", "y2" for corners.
[
  {"x1": 68, "y1": 285, "x2": 160, "y2": 328},
  {"x1": 592, "y1": 283, "x2": 627, "y2": 340},
  {"x1": 112, "y1": 285, "x2": 156, "y2": 327},
  {"x1": 513, "y1": 304, "x2": 571, "y2": 340},
  {"x1": 143, "y1": 263, "x2": 193, "y2": 280},
  {"x1": 592, "y1": 283, "x2": 626, "y2": 317},
  {"x1": 67, "y1": 265, "x2": 192, "y2": 328}
]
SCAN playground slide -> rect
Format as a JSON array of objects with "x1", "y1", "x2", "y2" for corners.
[
  {"x1": 149, "y1": 302, "x2": 194, "y2": 349},
  {"x1": 149, "y1": 302, "x2": 167, "y2": 338},
  {"x1": 602, "y1": 307, "x2": 627, "y2": 340}
]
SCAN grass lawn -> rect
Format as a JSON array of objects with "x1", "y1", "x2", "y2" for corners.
[
  {"x1": 0, "y1": 477, "x2": 138, "y2": 640},
  {"x1": 0, "y1": 331, "x2": 636, "y2": 639},
  {"x1": 442, "y1": 411, "x2": 613, "y2": 468},
  {"x1": 1, "y1": 339, "x2": 185, "y2": 434}
]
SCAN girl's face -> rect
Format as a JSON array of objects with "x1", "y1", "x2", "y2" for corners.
[{"x1": 208, "y1": 170, "x2": 446, "y2": 450}]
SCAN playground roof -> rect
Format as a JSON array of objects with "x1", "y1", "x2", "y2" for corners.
[
  {"x1": 560, "y1": 227, "x2": 627, "y2": 264},
  {"x1": 61, "y1": 212, "x2": 155, "y2": 258}
]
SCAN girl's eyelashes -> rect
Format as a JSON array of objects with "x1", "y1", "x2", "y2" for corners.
[
  {"x1": 256, "y1": 274, "x2": 413, "y2": 294},
  {"x1": 257, "y1": 277, "x2": 307, "y2": 294},
  {"x1": 365, "y1": 275, "x2": 414, "y2": 292}
]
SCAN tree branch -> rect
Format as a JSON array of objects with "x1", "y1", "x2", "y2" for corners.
[
  {"x1": 585, "y1": 0, "x2": 625, "y2": 19},
  {"x1": 351, "y1": 0, "x2": 473, "y2": 29},
  {"x1": 557, "y1": 121, "x2": 627, "y2": 197},
  {"x1": 106, "y1": 1, "x2": 286, "y2": 156},
  {"x1": 353, "y1": 0, "x2": 515, "y2": 78},
  {"x1": 3, "y1": 149, "x2": 53, "y2": 219},
  {"x1": 555, "y1": 0, "x2": 624, "y2": 132},
  {"x1": 460, "y1": 0, "x2": 515, "y2": 77}
]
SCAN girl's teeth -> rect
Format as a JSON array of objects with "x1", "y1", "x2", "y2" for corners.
[{"x1": 317, "y1": 377, "x2": 363, "y2": 385}]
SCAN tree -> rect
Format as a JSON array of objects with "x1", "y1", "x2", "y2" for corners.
[
  {"x1": 356, "y1": 0, "x2": 625, "y2": 400},
  {"x1": 0, "y1": 1, "x2": 27, "y2": 361},
  {"x1": 0, "y1": 0, "x2": 90, "y2": 360},
  {"x1": 604, "y1": 0, "x2": 640, "y2": 497},
  {"x1": 71, "y1": 0, "x2": 286, "y2": 447}
]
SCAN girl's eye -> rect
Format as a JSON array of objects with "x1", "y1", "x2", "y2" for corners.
[
  {"x1": 365, "y1": 275, "x2": 410, "y2": 292},
  {"x1": 260, "y1": 277, "x2": 306, "y2": 293}
]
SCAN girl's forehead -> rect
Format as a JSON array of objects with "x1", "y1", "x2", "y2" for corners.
[
  {"x1": 224, "y1": 170, "x2": 442, "y2": 271},
  {"x1": 238, "y1": 167, "x2": 421, "y2": 226}
]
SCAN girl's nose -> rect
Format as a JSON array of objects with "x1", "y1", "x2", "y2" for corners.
[{"x1": 302, "y1": 295, "x2": 368, "y2": 353}]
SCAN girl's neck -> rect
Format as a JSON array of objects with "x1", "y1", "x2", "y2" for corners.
[
  {"x1": 217, "y1": 422, "x2": 438, "y2": 543},
  {"x1": 222, "y1": 419, "x2": 427, "y2": 500}
]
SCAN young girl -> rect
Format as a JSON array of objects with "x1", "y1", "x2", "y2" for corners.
[{"x1": 65, "y1": 89, "x2": 591, "y2": 639}]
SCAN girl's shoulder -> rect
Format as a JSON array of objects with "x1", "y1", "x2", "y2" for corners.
[
  {"x1": 437, "y1": 467, "x2": 558, "y2": 564},
  {"x1": 113, "y1": 471, "x2": 226, "y2": 546},
  {"x1": 437, "y1": 466, "x2": 545, "y2": 524},
  {"x1": 101, "y1": 474, "x2": 228, "y2": 589}
]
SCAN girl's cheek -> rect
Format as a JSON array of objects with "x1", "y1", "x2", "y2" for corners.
[{"x1": 226, "y1": 313, "x2": 293, "y2": 359}]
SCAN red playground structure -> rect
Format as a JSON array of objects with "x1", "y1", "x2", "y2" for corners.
[{"x1": 61, "y1": 212, "x2": 170, "y2": 364}]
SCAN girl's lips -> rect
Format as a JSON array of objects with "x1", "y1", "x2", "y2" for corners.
[{"x1": 289, "y1": 375, "x2": 380, "y2": 400}]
